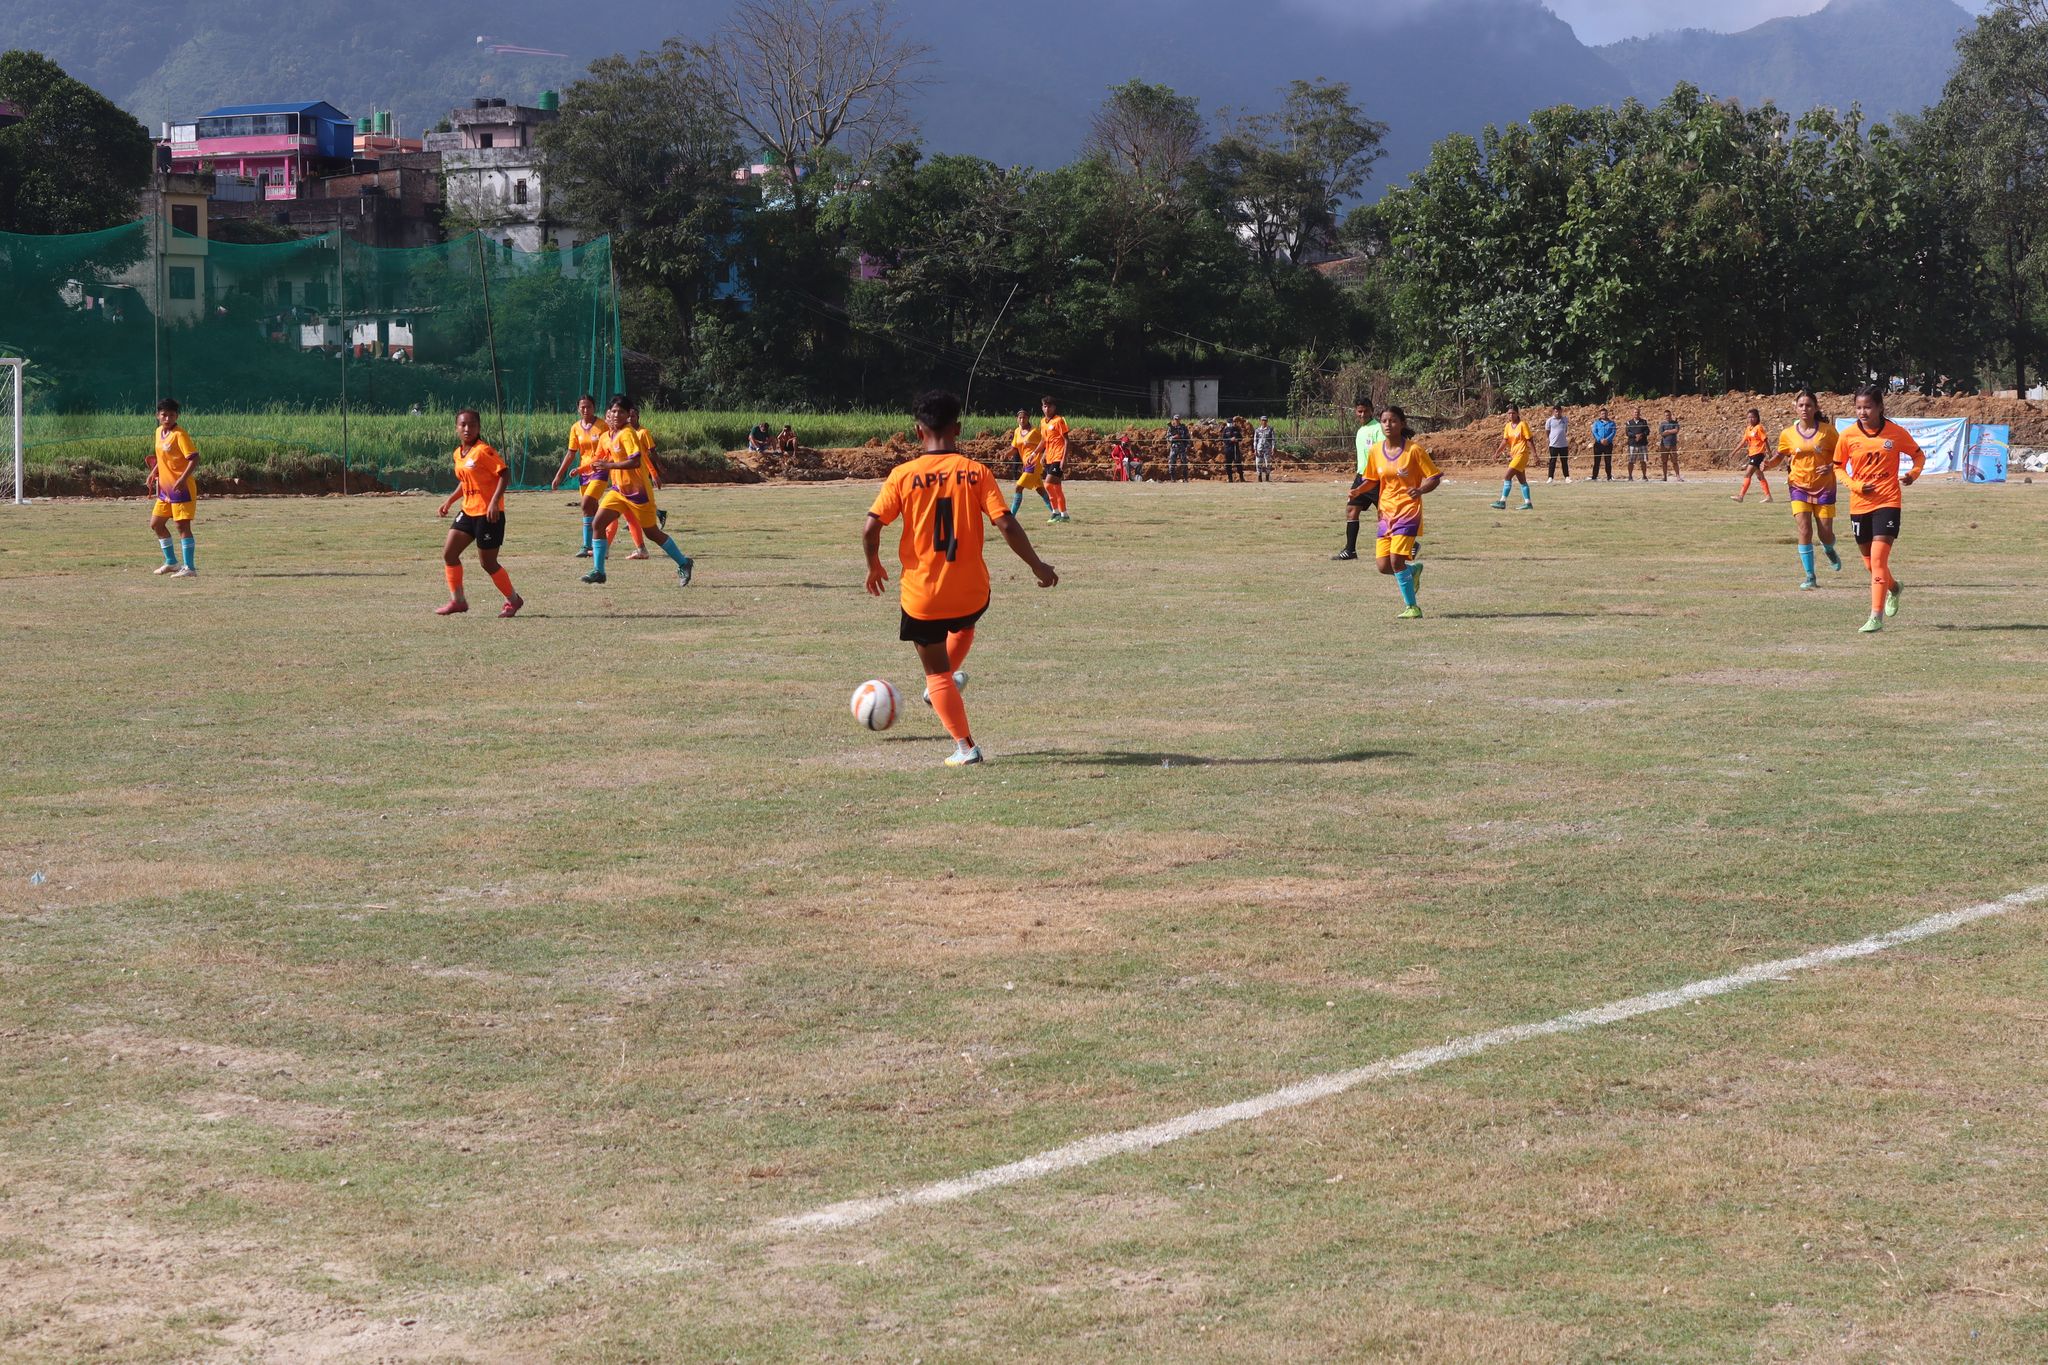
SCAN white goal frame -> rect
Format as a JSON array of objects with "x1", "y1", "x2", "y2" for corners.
[{"x1": 1, "y1": 357, "x2": 22, "y2": 504}]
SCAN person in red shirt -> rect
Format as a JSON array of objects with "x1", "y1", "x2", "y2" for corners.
[
  {"x1": 863, "y1": 390, "x2": 1059, "y2": 766},
  {"x1": 434, "y1": 409, "x2": 523, "y2": 617},
  {"x1": 1833, "y1": 385, "x2": 1925, "y2": 634}
]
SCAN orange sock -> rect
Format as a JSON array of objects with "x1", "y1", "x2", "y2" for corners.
[
  {"x1": 628, "y1": 519, "x2": 646, "y2": 550},
  {"x1": 443, "y1": 564, "x2": 464, "y2": 596},
  {"x1": 1869, "y1": 541, "x2": 1893, "y2": 614},
  {"x1": 946, "y1": 628, "x2": 974, "y2": 673},
  {"x1": 925, "y1": 672, "x2": 971, "y2": 743},
  {"x1": 603, "y1": 521, "x2": 618, "y2": 545},
  {"x1": 488, "y1": 567, "x2": 516, "y2": 601},
  {"x1": 1050, "y1": 484, "x2": 1067, "y2": 514}
]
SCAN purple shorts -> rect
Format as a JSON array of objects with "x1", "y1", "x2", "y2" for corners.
[
  {"x1": 1377, "y1": 511, "x2": 1421, "y2": 538},
  {"x1": 1789, "y1": 483, "x2": 1836, "y2": 507}
]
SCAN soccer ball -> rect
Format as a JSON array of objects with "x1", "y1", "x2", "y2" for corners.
[{"x1": 850, "y1": 679, "x2": 899, "y2": 732}]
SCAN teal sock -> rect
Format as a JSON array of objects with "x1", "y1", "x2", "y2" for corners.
[
  {"x1": 180, "y1": 536, "x2": 195, "y2": 571},
  {"x1": 1520, "y1": 486, "x2": 1532, "y2": 505},
  {"x1": 593, "y1": 538, "x2": 608, "y2": 574},
  {"x1": 1823, "y1": 541, "x2": 1841, "y2": 567},
  {"x1": 581, "y1": 516, "x2": 594, "y2": 551},
  {"x1": 1009, "y1": 491, "x2": 1023, "y2": 516},
  {"x1": 158, "y1": 537, "x2": 176, "y2": 566},
  {"x1": 1499, "y1": 478, "x2": 1512, "y2": 501},
  {"x1": 1395, "y1": 565, "x2": 1418, "y2": 607},
  {"x1": 1798, "y1": 544, "x2": 1816, "y2": 578},
  {"x1": 658, "y1": 536, "x2": 689, "y2": 568},
  {"x1": 1040, "y1": 492, "x2": 1054, "y2": 511}
]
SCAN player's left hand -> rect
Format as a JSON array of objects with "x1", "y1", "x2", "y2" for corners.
[
  {"x1": 864, "y1": 562, "x2": 888, "y2": 596},
  {"x1": 1902, "y1": 474, "x2": 1917, "y2": 486}
]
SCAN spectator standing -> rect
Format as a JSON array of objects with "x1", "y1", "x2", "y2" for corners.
[
  {"x1": 1252, "y1": 416, "x2": 1276, "y2": 481},
  {"x1": 1221, "y1": 418, "x2": 1245, "y2": 482},
  {"x1": 1658, "y1": 411, "x2": 1683, "y2": 481},
  {"x1": 1166, "y1": 416, "x2": 1193, "y2": 482},
  {"x1": 1545, "y1": 404, "x2": 1571, "y2": 482},
  {"x1": 1589, "y1": 408, "x2": 1617, "y2": 481},
  {"x1": 1624, "y1": 408, "x2": 1651, "y2": 481}
]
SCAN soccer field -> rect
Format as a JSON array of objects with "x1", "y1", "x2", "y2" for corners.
[{"x1": 3, "y1": 477, "x2": 2047, "y2": 1361}]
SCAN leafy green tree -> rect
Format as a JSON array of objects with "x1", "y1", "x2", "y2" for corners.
[
  {"x1": 1208, "y1": 80, "x2": 1385, "y2": 278},
  {"x1": 0, "y1": 50, "x2": 150, "y2": 234}
]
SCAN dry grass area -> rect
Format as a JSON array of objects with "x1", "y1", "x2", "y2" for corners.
[{"x1": 2, "y1": 472, "x2": 2046, "y2": 1361}]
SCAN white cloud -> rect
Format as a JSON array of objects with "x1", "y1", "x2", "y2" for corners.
[{"x1": 1280, "y1": 0, "x2": 1990, "y2": 46}]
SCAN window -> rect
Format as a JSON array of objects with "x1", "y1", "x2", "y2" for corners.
[
  {"x1": 171, "y1": 204, "x2": 198, "y2": 236},
  {"x1": 478, "y1": 132, "x2": 494, "y2": 149},
  {"x1": 168, "y1": 267, "x2": 196, "y2": 301},
  {"x1": 512, "y1": 179, "x2": 527, "y2": 205}
]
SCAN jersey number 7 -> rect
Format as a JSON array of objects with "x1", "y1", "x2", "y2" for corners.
[{"x1": 932, "y1": 498, "x2": 959, "y2": 562}]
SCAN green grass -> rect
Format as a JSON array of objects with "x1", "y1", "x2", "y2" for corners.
[{"x1": 3, "y1": 475, "x2": 2046, "y2": 1359}]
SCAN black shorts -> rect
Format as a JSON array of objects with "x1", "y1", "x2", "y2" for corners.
[
  {"x1": 1850, "y1": 506, "x2": 1902, "y2": 545},
  {"x1": 1045, "y1": 464, "x2": 1064, "y2": 484},
  {"x1": 900, "y1": 601, "x2": 988, "y2": 645},
  {"x1": 1347, "y1": 474, "x2": 1379, "y2": 511},
  {"x1": 452, "y1": 511, "x2": 506, "y2": 549},
  {"x1": 1746, "y1": 455, "x2": 1766, "y2": 471}
]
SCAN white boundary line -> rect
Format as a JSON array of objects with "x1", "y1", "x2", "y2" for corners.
[{"x1": 770, "y1": 884, "x2": 2048, "y2": 1236}]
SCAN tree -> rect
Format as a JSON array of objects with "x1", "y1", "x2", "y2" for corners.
[
  {"x1": 1208, "y1": 80, "x2": 1386, "y2": 277},
  {"x1": 0, "y1": 50, "x2": 150, "y2": 234},
  {"x1": 697, "y1": 0, "x2": 928, "y2": 231},
  {"x1": 1080, "y1": 80, "x2": 1205, "y2": 286},
  {"x1": 537, "y1": 41, "x2": 741, "y2": 352}
]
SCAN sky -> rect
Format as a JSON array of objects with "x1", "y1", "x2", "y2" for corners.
[{"x1": 1291, "y1": 0, "x2": 1991, "y2": 45}]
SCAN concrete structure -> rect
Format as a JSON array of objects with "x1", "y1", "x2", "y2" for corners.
[
  {"x1": 0, "y1": 98, "x2": 23, "y2": 130},
  {"x1": 166, "y1": 102, "x2": 355, "y2": 202},
  {"x1": 426, "y1": 97, "x2": 576, "y2": 252},
  {"x1": 209, "y1": 157, "x2": 444, "y2": 250}
]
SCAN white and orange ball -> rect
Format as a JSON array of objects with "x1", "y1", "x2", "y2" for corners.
[{"x1": 850, "y1": 679, "x2": 899, "y2": 732}]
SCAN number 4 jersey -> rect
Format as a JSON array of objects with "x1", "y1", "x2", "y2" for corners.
[{"x1": 869, "y1": 452, "x2": 1012, "y2": 621}]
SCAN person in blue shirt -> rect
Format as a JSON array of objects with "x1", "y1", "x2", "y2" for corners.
[{"x1": 1589, "y1": 408, "x2": 1617, "y2": 481}]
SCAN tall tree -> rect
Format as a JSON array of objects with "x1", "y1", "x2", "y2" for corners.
[
  {"x1": 1208, "y1": 80, "x2": 1386, "y2": 277},
  {"x1": 0, "y1": 50, "x2": 150, "y2": 234},
  {"x1": 697, "y1": 0, "x2": 928, "y2": 231},
  {"x1": 1080, "y1": 80, "x2": 1204, "y2": 286},
  {"x1": 537, "y1": 40, "x2": 741, "y2": 350}
]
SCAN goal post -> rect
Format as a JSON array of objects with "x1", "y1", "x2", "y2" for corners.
[{"x1": 1, "y1": 357, "x2": 22, "y2": 505}]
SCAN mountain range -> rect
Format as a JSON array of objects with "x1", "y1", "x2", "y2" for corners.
[{"x1": 4, "y1": 0, "x2": 1975, "y2": 196}]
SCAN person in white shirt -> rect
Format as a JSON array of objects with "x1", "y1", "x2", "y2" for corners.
[{"x1": 1545, "y1": 405, "x2": 1571, "y2": 483}]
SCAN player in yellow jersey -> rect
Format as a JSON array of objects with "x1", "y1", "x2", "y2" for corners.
[
  {"x1": 147, "y1": 398, "x2": 201, "y2": 577},
  {"x1": 864, "y1": 390, "x2": 1058, "y2": 767},
  {"x1": 1764, "y1": 388, "x2": 1843, "y2": 589},
  {"x1": 1008, "y1": 408, "x2": 1054, "y2": 518},
  {"x1": 580, "y1": 395, "x2": 694, "y2": 586},
  {"x1": 1039, "y1": 396, "x2": 1072, "y2": 521},
  {"x1": 618, "y1": 402, "x2": 658, "y2": 559},
  {"x1": 1490, "y1": 404, "x2": 1535, "y2": 510},
  {"x1": 1359, "y1": 405, "x2": 1443, "y2": 619},
  {"x1": 547, "y1": 394, "x2": 606, "y2": 558}
]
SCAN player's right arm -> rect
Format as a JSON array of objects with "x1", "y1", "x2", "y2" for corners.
[
  {"x1": 992, "y1": 512, "x2": 1057, "y2": 588},
  {"x1": 550, "y1": 441, "x2": 578, "y2": 490}
]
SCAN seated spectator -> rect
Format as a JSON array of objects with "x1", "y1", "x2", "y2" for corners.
[
  {"x1": 777, "y1": 423, "x2": 798, "y2": 455},
  {"x1": 747, "y1": 421, "x2": 774, "y2": 454}
]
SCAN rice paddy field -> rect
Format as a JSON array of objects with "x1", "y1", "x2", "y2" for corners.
[{"x1": 2, "y1": 472, "x2": 2046, "y2": 1361}]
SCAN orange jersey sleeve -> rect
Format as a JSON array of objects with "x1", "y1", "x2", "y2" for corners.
[
  {"x1": 869, "y1": 453, "x2": 1009, "y2": 620},
  {"x1": 455, "y1": 442, "x2": 507, "y2": 515}
]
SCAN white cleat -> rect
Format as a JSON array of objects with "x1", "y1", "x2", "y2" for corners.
[
  {"x1": 944, "y1": 744, "x2": 984, "y2": 767},
  {"x1": 920, "y1": 670, "x2": 968, "y2": 706},
  {"x1": 152, "y1": 563, "x2": 178, "y2": 575},
  {"x1": 172, "y1": 566, "x2": 198, "y2": 578}
]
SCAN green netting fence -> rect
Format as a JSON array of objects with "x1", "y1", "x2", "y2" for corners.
[{"x1": 0, "y1": 221, "x2": 621, "y2": 492}]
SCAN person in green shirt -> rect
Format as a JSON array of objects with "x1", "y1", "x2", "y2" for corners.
[{"x1": 1334, "y1": 399, "x2": 1385, "y2": 560}]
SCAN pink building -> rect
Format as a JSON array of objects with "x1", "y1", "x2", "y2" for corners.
[{"x1": 166, "y1": 101, "x2": 355, "y2": 203}]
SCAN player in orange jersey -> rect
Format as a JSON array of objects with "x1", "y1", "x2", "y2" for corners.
[
  {"x1": 1039, "y1": 396, "x2": 1072, "y2": 521},
  {"x1": 1731, "y1": 408, "x2": 1773, "y2": 502},
  {"x1": 434, "y1": 409, "x2": 523, "y2": 617},
  {"x1": 1834, "y1": 385, "x2": 1924, "y2": 634},
  {"x1": 580, "y1": 396, "x2": 692, "y2": 586},
  {"x1": 1359, "y1": 405, "x2": 1443, "y2": 619},
  {"x1": 863, "y1": 390, "x2": 1058, "y2": 767},
  {"x1": 1766, "y1": 387, "x2": 1843, "y2": 589},
  {"x1": 547, "y1": 394, "x2": 606, "y2": 558},
  {"x1": 147, "y1": 398, "x2": 200, "y2": 577}
]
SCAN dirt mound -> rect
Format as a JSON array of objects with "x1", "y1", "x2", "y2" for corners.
[
  {"x1": 725, "y1": 423, "x2": 1354, "y2": 484},
  {"x1": 1422, "y1": 391, "x2": 2048, "y2": 470}
]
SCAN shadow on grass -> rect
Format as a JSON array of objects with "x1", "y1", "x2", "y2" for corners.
[
  {"x1": 1439, "y1": 611, "x2": 1588, "y2": 620},
  {"x1": 247, "y1": 570, "x2": 405, "y2": 578},
  {"x1": 1023, "y1": 747, "x2": 1407, "y2": 767},
  {"x1": 1932, "y1": 622, "x2": 2048, "y2": 632}
]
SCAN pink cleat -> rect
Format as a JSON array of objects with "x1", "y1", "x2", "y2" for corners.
[
  {"x1": 498, "y1": 594, "x2": 524, "y2": 618},
  {"x1": 434, "y1": 599, "x2": 469, "y2": 616}
]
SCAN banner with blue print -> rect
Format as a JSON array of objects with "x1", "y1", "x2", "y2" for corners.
[
  {"x1": 1833, "y1": 417, "x2": 1968, "y2": 476},
  {"x1": 1965, "y1": 425, "x2": 2009, "y2": 483}
]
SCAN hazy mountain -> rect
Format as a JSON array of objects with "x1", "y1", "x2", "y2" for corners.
[
  {"x1": 1597, "y1": 0, "x2": 1974, "y2": 124},
  {"x1": 2, "y1": 0, "x2": 1974, "y2": 197}
]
